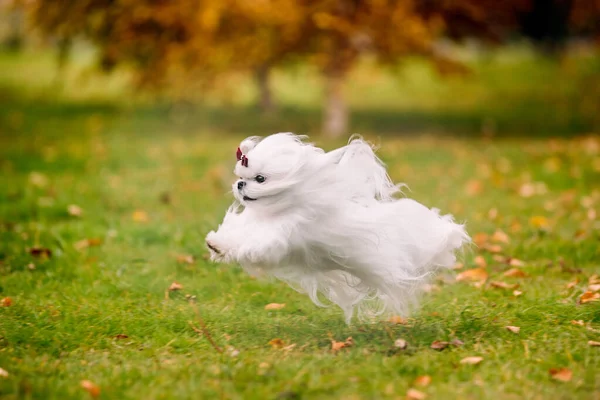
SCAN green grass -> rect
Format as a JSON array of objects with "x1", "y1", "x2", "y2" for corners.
[{"x1": 0, "y1": 47, "x2": 600, "y2": 399}]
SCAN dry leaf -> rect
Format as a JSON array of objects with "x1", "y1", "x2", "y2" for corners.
[
  {"x1": 264, "y1": 303, "x2": 285, "y2": 310},
  {"x1": 67, "y1": 204, "x2": 83, "y2": 217},
  {"x1": 474, "y1": 256, "x2": 487, "y2": 268},
  {"x1": 452, "y1": 262, "x2": 464, "y2": 270},
  {"x1": 450, "y1": 338, "x2": 465, "y2": 347},
  {"x1": 588, "y1": 341, "x2": 600, "y2": 347},
  {"x1": 506, "y1": 326, "x2": 520, "y2": 334},
  {"x1": 492, "y1": 255, "x2": 506, "y2": 262},
  {"x1": 513, "y1": 290, "x2": 523, "y2": 296},
  {"x1": 0, "y1": 368, "x2": 8, "y2": 378},
  {"x1": 80, "y1": 380, "x2": 101, "y2": 397},
  {"x1": 74, "y1": 238, "x2": 103, "y2": 251},
  {"x1": 529, "y1": 216, "x2": 549, "y2": 229},
  {"x1": 112, "y1": 334, "x2": 129, "y2": 340},
  {"x1": 132, "y1": 210, "x2": 149, "y2": 222},
  {"x1": 331, "y1": 337, "x2": 353, "y2": 352},
  {"x1": 414, "y1": 375, "x2": 432, "y2": 387},
  {"x1": 456, "y1": 268, "x2": 488, "y2": 283},
  {"x1": 491, "y1": 230, "x2": 509, "y2": 244},
  {"x1": 387, "y1": 315, "x2": 407, "y2": 324},
  {"x1": 566, "y1": 279, "x2": 579, "y2": 289},
  {"x1": 268, "y1": 338, "x2": 285, "y2": 348},
  {"x1": 460, "y1": 356, "x2": 484, "y2": 365},
  {"x1": 29, "y1": 247, "x2": 52, "y2": 258},
  {"x1": 406, "y1": 388, "x2": 427, "y2": 400},
  {"x1": 491, "y1": 281, "x2": 518, "y2": 290},
  {"x1": 176, "y1": 254, "x2": 195, "y2": 264},
  {"x1": 508, "y1": 258, "x2": 526, "y2": 267},
  {"x1": 473, "y1": 232, "x2": 489, "y2": 247},
  {"x1": 168, "y1": 282, "x2": 183, "y2": 291},
  {"x1": 484, "y1": 244, "x2": 503, "y2": 253},
  {"x1": 589, "y1": 274, "x2": 600, "y2": 285},
  {"x1": 465, "y1": 180, "x2": 483, "y2": 196},
  {"x1": 430, "y1": 341, "x2": 449, "y2": 351},
  {"x1": 588, "y1": 284, "x2": 600, "y2": 292},
  {"x1": 580, "y1": 291, "x2": 600, "y2": 304},
  {"x1": 504, "y1": 268, "x2": 528, "y2": 278},
  {"x1": 394, "y1": 339, "x2": 408, "y2": 349},
  {"x1": 549, "y1": 368, "x2": 572, "y2": 382},
  {"x1": 570, "y1": 320, "x2": 584, "y2": 326},
  {"x1": 0, "y1": 297, "x2": 12, "y2": 307}
]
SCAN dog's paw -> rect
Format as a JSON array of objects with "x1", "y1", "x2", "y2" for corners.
[{"x1": 205, "y1": 231, "x2": 230, "y2": 263}]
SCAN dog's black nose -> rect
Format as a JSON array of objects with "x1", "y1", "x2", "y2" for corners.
[{"x1": 237, "y1": 181, "x2": 245, "y2": 190}]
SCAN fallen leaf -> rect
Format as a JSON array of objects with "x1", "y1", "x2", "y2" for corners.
[
  {"x1": 549, "y1": 368, "x2": 572, "y2": 382},
  {"x1": 570, "y1": 320, "x2": 584, "y2": 326},
  {"x1": 484, "y1": 244, "x2": 503, "y2": 253},
  {"x1": 430, "y1": 340, "x2": 449, "y2": 351},
  {"x1": 67, "y1": 204, "x2": 83, "y2": 217},
  {"x1": 80, "y1": 380, "x2": 100, "y2": 397},
  {"x1": 450, "y1": 338, "x2": 465, "y2": 347},
  {"x1": 414, "y1": 375, "x2": 432, "y2": 387},
  {"x1": 0, "y1": 368, "x2": 8, "y2": 378},
  {"x1": 0, "y1": 297, "x2": 12, "y2": 307},
  {"x1": 474, "y1": 256, "x2": 487, "y2": 268},
  {"x1": 406, "y1": 388, "x2": 427, "y2": 400},
  {"x1": 506, "y1": 326, "x2": 520, "y2": 334},
  {"x1": 394, "y1": 339, "x2": 408, "y2": 349},
  {"x1": 465, "y1": 180, "x2": 483, "y2": 196},
  {"x1": 268, "y1": 338, "x2": 285, "y2": 348},
  {"x1": 259, "y1": 362, "x2": 270, "y2": 369},
  {"x1": 168, "y1": 282, "x2": 183, "y2": 291},
  {"x1": 566, "y1": 279, "x2": 579, "y2": 289},
  {"x1": 132, "y1": 210, "x2": 149, "y2": 222},
  {"x1": 492, "y1": 255, "x2": 506, "y2": 262},
  {"x1": 29, "y1": 247, "x2": 52, "y2": 258},
  {"x1": 74, "y1": 238, "x2": 103, "y2": 251},
  {"x1": 491, "y1": 281, "x2": 518, "y2": 290},
  {"x1": 112, "y1": 334, "x2": 129, "y2": 340},
  {"x1": 331, "y1": 337, "x2": 354, "y2": 352},
  {"x1": 29, "y1": 171, "x2": 49, "y2": 187},
  {"x1": 579, "y1": 291, "x2": 600, "y2": 304},
  {"x1": 590, "y1": 274, "x2": 600, "y2": 285},
  {"x1": 460, "y1": 356, "x2": 484, "y2": 365},
  {"x1": 588, "y1": 341, "x2": 600, "y2": 347},
  {"x1": 387, "y1": 315, "x2": 407, "y2": 324},
  {"x1": 473, "y1": 232, "x2": 489, "y2": 247},
  {"x1": 265, "y1": 303, "x2": 285, "y2": 310},
  {"x1": 529, "y1": 216, "x2": 549, "y2": 229},
  {"x1": 491, "y1": 230, "x2": 510, "y2": 244},
  {"x1": 508, "y1": 258, "x2": 526, "y2": 267},
  {"x1": 588, "y1": 284, "x2": 600, "y2": 292},
  {"x1": 456, "y1": 268, "x2": 488, "y2": 283},
  {"x1": 452, "y1": 262, "x2": 464, "y2": 270},
  {"x1": 504, "y1": 268, "x2": 528, "y2": 278},
  {"x1": 176, "y1": 254, "x2": 195, "y2": 264},
  {"x1": 513, "y1": 290, "x2": 523, "y2": 296}
]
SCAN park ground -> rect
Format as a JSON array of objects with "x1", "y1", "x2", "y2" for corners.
[{"x1": 0, "y1": 47, "x2": 599, "y2": 399}]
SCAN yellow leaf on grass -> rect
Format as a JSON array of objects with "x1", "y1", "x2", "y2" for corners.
[
  {"x1": 394, "y1": 339, "x2": 408, "y2": 349},
  {"x1": 549, "y1": 368, "x2": 572, "y2": 382},
  {"x1": 168, "y1": 282, "x2": 183, "y2": 291},
  {"x1": 460, "y1": 356, "x2": 484, "y2": 365},
  {"x1": 0, "y1": 297, "x2": 12, "y2": 307},
  {"x1": 506, "y1": 326, "x2": 520, "y2": 334},
  {"x1": 474, "y1": 255, "x2": 487, "y2": 268},
  {"x1": 472, "y1": 232, "x2": 488, "y2": 247},
  {"x1": 176, "y1": 254, "x2": 195, "y2": 264},
  {"x1": 484, "y1": 244, "x2": 503, "y2": 253},
  {"x1": 456, "y1": 268, "x2": 488, "y2": 283},
  {"x1": 588, "y1": 341, "x2": 600, "y2": 347},
  {"x1": 430, "y1": 341, "x2": 449, "y2": 351},
  {"x1": 265, "y1": 303, "x2": 285, "y2": 310},
  {"x1": 268, "y1": 338, "x2": 285, "y2": 348},
  {"x1": 509, "y1": 258, "x2": 526, "y2": 267},
  {"x1": 513, "y1": 290, "x2": 523, "y2": 297},
  {"x1": 589, "y1": 274, "x2": 600, "y2": 285},
  {"x1": 387, "y1": 316, "x2": 407, "y2": 324},
  {"x1": 406, "y1": 388, "x2": 427, "y2": 400},
  {"x1": 0, "y1": 368, "x2": 8, "y2": 378},
  {"x1": 571, "y1": 320, "x2": 584, "y2": 326},
  {"x1": 566, "y1": 279, "x2": 579, "y2": 289},
  {"x1": 80, "y1": 380, "x2": 101, "y2": 397},
  {"x1": 331, "y1": 337, "x2": 354, "y2": 352},
  {"x1": 589, "y1": 284, "x2": 600, "y2": 292},
  {"x1": 414, "y1": 375, "x2": 432, "y2": 387},
  {"x1": 67, "y1": 204, "x2": 83, "y2": 217},
  {"x1": 132, "y1": 210, "x2": 149, "y2": 222},
  {"x1": 580, "y1": 291, "x2": 600, "y2": 304},
  {"x1": 529, "y1": 216, "x2": 549, "y2": 229}
]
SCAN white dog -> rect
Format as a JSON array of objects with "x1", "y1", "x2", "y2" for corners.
[{"x1": 206, "y1": 133, "x2": 469, "y2": 323}]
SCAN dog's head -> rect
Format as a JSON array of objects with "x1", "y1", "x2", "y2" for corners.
[{"x1": 232, "y1": 133, "x2": 323, "y2": 212}]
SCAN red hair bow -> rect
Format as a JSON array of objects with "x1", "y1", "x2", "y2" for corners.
[{"x1": 236, "y1": 147, "x2": 248, "y2": 167}]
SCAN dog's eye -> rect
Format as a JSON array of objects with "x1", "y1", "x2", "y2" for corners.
[{"x1": 255, "y1": 175, "x2": 266, "y2": 183}]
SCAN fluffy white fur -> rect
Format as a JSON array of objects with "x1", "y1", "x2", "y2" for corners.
[{"x1": 206, "y1": 133, "x2": 470, "y2": 323}]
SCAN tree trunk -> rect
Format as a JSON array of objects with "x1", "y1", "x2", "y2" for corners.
[
  {"x1": 256, "y1": 65, "x2": 274, "y2": 114},
  {"x1": 322, "y1": 72, "x2": 348, "y2": 138}
]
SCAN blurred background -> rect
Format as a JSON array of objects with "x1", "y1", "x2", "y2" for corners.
[{"x1": 1, "y1": 0, "x2": 599, "y2": 139}]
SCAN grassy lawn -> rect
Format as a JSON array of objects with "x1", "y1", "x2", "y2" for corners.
[{"x1": 0, "y1": 48, "x2": 599, "y2": 399}]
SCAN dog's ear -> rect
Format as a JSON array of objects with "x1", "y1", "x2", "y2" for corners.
[{"x1": 240, "y1": 136, "x2": 261, "y2": 154}]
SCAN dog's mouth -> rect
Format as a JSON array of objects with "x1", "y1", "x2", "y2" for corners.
[{"x1": 243, "y1": 195, "x2": 257, "y2": 201}]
